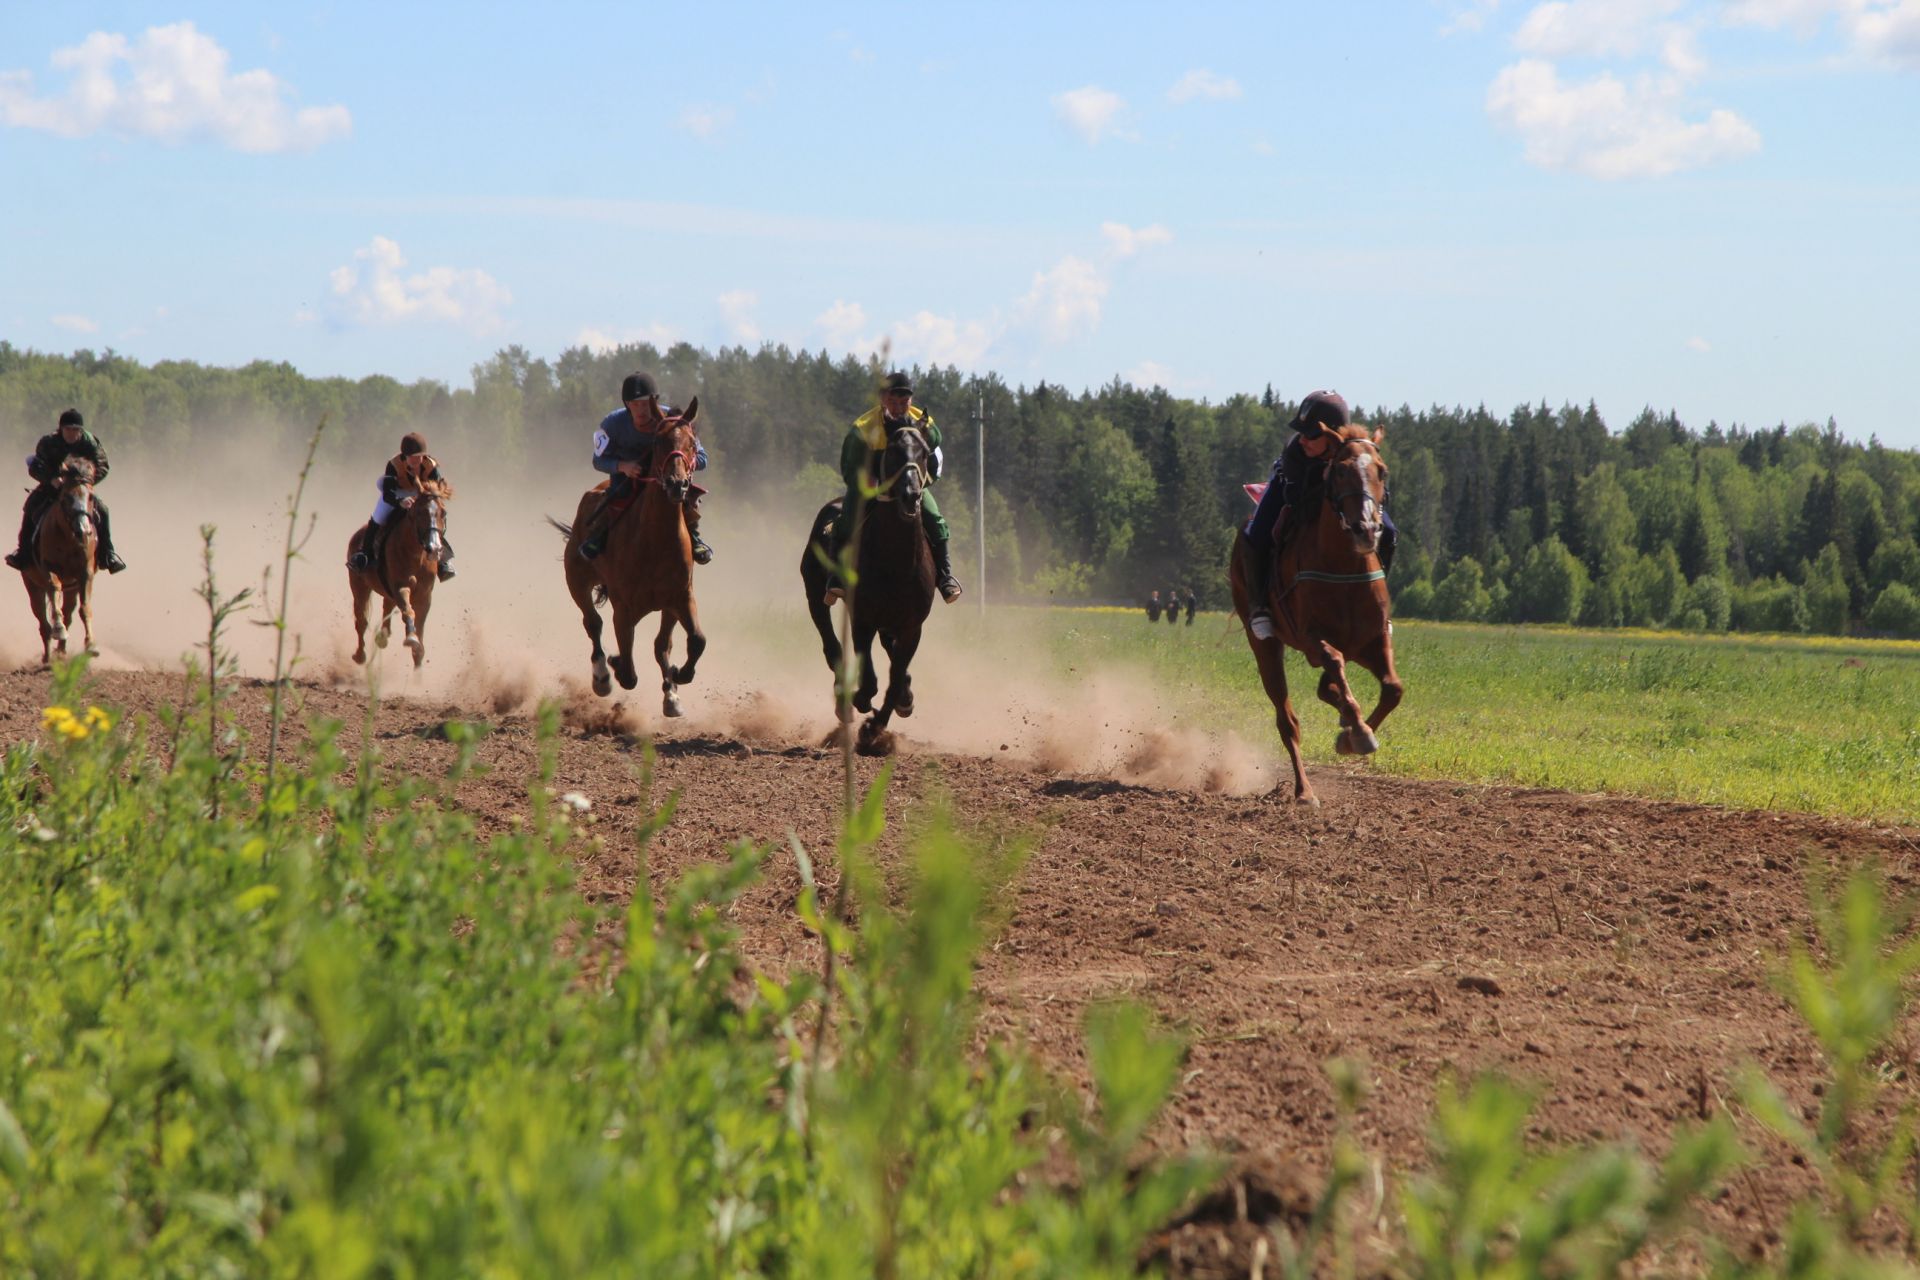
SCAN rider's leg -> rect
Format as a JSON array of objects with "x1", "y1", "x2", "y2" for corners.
[
  {"x1": 4, "y1": 491, "x2": 43, "y2": 570},
  {"x1": 1378, "y1": 508, "x2": 1398, "y2": 576},
  {"x1": 1244, "y1": 473, "x2": 1289, "y2": 640},
  {"x1": 823, "y1": 490, "x2": 858, "y2": 603},
  {"x1": 683, "y1": 494, "x2": 712, "y2": 565},
  {"x1": 436, "y1": 535, "x2": 456, "y2": 582},
  {"x1": 91, "y1": 496, "x2": 126, "y2": 573},
  {"x1": 921, "y1": 494, "x2": 961, "y2": 603},
  {"x1": 579, "y1": 475, "x2": 634, "y2": 560}
]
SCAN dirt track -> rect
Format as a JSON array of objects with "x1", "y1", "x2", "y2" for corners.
[{"x1": 9, "y1": 665, "x2": 1919, "y2": 1268}]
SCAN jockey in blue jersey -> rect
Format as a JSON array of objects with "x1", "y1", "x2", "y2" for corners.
[{"x1": 577, "y1": 371, "x2": 712, "y2": 563}]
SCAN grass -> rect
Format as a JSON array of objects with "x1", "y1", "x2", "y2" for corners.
[{"x1": 944, "y1": 609, "x2": 1920, "y2": 824}]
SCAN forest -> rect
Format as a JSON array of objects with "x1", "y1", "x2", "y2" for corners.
[{"x1": 3, "y1": 339, "x2": 1917, "y2": 635}]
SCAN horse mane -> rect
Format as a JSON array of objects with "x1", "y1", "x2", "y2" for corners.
[
  {"x1": 58, "y1": 456, "x2": 95, "y2": 484},
  {"x1": 418, "y1": 476, "x2": 453, "y2": 501}
]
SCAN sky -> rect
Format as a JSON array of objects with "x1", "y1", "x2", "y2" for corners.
[{"x1": 2, "y1": 1, "x2": 1917, "y2": 447}]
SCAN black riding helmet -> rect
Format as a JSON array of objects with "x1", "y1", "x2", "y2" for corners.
[{"x1": 1292, "y1": 390, "x2": 1351, "y2": 437}]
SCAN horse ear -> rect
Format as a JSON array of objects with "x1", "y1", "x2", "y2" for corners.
[
  {"x1": 1371, "y1": 426, "x2": 1386, "y2": 446},
  {"x1": 680, "y1": 395, "x2": 700, "y2": 426}
]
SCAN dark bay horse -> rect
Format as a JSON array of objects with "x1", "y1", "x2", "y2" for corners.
[
  {"x1": 18, "y1": 457, "x2": 99, "y2": 663},
  {"x1": 348, "y1": 473, "x2": 450, "y2": 668},
  {"x1": 551, "y1": 402, "x2": 706, "y2": 718},
  {"x1": 801, "y1": 423, "x2": 936, "y2": 755},
  {"x1": 1229, "y1": 424, "x2": 1403, "y2": 805}
]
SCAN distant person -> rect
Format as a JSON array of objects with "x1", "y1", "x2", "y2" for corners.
[
  {"x1": 6, "y1": 408, "x2": 126, "y2": 573},
  {"x1": 577, "y1": 371, "x2": 712, "y2": 563},
  {"x1": 1147, "y1": 590, "x2": 1162, "y2": 622},
  {"x1": 348, "y1": 432, "x2": 457, "y2": 580},
  {"x1": 1166, "y1": 585, "x2": 1181, "y2": 625},
  {"x1": 825, "y1": 371, "x2": 961, "y2": 604},
  {"x1": 1242, "y1": 390, "x2": 1397, "y2": 640},
  {"x1": 1185, "y1": 588, "x2": 1197, "y2": 624}
]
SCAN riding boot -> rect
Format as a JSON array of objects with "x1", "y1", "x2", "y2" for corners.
[
  {"x1": 931, "y1": 533, "x2": 962, "y2": 604},
  {"x1": 684, "y1": 498, "x2": 713, "y2": 565},
  {"x1": 1244, "y1": 525, "x2": 1279, "y2": 642},
  {"x1": 577, "y1": 490, "x2": 620, "y2": 560},
  {"x1": 3, "y1": 507, "x2": 31, "y2": 570},
  {"x1": 437, "y1": 536, "x2": 456, "y2": 582},
  {"x1": 93, "y1": 500, "x2": 126, "y2": 573},
  {"x1": 348, "y1": 518, "x2": 380, "y2": 571},
  {"x1": 1378, "y1": 526, "x2": 1397, "y2": 577}
]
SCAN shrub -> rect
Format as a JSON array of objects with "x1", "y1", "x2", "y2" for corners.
[{"x1": 1866, "y1": 582, "x2": 1920, "y2": 637}]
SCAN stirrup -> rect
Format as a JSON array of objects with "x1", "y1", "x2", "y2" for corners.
[
  {"x1": 690, "y1": 534, "x2": 713, "y2": 565},
  {"x1": 823, "y1": 584, "x2": 845, "y2": 606},
  {"x1": 939, "y1": 577, "x2": 962, "y2": 604},
  {"x1": 437, "y1": 563, "x2": 456, "y2": 581},
  {"x1": 1249, "y1": 609, "x2": 1277, "y2": 642},
  {"x1": 3, "y1": 551, "x2": 25, "y2": 571}
]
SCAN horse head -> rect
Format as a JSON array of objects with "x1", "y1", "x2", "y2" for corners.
[
  {"x1": 56, "y1": 457, "x2": 95, "y2": 541},
  {"x1": 1325, "y1": 426, "x2": 1389, "y2": 558},
  {"x1": 412, "y1": 475, "x2": 452, "y2": 557},
  {"x1": 652, "y1": 396, "x2": 700, "y2": 504},
  {"x1": 880, "y1": 424, "x2": 930, "y2": 523}
]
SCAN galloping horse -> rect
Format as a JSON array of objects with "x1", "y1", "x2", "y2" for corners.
[
  {"x1": 1229, "y1": 424, "x2": 1403, "y2": 806},
  {"x1": 551, "y1": 402, "x2": 706, "y2": 718},
  {"x1": 801, "y1": 422, "x2": 936, "y2": 754},
  {"x1": 347, "y1": 473, "x2": 450, "y2": 668},
  {"x1": 17, "y1": 457, "x2": 99, "y2": 664}
]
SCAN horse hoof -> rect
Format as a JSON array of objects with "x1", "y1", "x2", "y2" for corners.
[
  {"x1": 1299, "y1": 791, "x2": 1322, "y2": 808},
  {"x1": 895, "y1": 698, "x2": 914, "y2": 718},
  {"x1": 1335, "y1": 730, "x2": 1356, "y2": 756},
  {"x1": 591, "y1": 674, "x2": 612, "y2": 698},
  {"x1": 852, "y1": 692, "x2": 875, "y2": 714},
  {"x1": 671, "y1": 666, "x2": 694, "y2": 687},
  {"x1": 615, "y1": 669, "x2": 638, "y2": 692},
  {"x1": 374, "y1": 630, "x2": 389, "y2": 650},
  {"x1": 663, "y1": 698, "x2": 684, "y2": 719}
]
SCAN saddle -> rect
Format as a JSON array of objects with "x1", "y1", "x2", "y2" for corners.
[{"x1": 1241, "y1": 480, "x2": 1325, "y2": 548}]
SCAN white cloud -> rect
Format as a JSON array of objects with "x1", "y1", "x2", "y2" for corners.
[
  {"x1": 1685, "y1": 335, "x2": 1712, "y2": 351},
  {"x1": 0, "y1": 22, "x2": 349, "y2": 152},
  {"x1": 327, "y1": 236, "x2": 510, "y2": 332},
  {"x1": 1444, "y1": 0, "x2": 1505, "y2": 34},
  {"x1": 1127, "y1": 360, "x2": 1175, "y2": 389},
  {"x1": 1015, "y1": 256, "x2": 1109, "y2": 342},
  {"x1": 888, "y1": 311, "x2": 996, "y2": 368},
  {"x1": 1167, "y1": 68, "x2": 1242, "y2": 102},
  {"x1": 1252, "y1": 138, "x2": 1276, "y2": 156},
  {"x1": 1724, "y1": 0, "x2": 1920, "y2": 69},
  {"x1": 51, "y1": 313, "x2": 98, "y2": 333},
  {"x1": 718, "y1": 290, "x2": 760, "y2": 344},
  {"x1": 1513, "y1": 0, "x2": 1685, "y2": 59},
  {"x1": 574, "y1": 323, "x2": 677, "y2": 355},
  {"x1": 815, "y1": 299, "x2": 871, "y2": 349},
  {"x1": 677, "y1": 105, "x2": 733, "y2": 140},
  {"x1": 1486, "y1": 58, "x2": 1760, "y2": 177},
  {"x1": 1052, "y1": 85, "x2": 1125, "y2": 143},
  {"x1": 1101, "y1": 221, "x2": 1174, "y2": 258}
]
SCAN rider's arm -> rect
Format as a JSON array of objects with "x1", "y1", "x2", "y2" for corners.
[
  {"x1": 591, "y1": 427, "x2": 621, "y2": 476},
  {"x1": 839, "y1": 428, "x2": 865, "y2": 489},
  {"x1": 30, "y1": 436, "x2": 59, "y2": 483},
  {"x1": 86, "y1": 435, "x2": 110, "y2": 484},
  {"x1": 693, "y1": 441, "x2": 708, "y2": 471},
  {"x1": 379, "y1": 462, "x2": 402, "y2": 503}
]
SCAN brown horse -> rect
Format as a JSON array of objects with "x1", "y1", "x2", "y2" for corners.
[
  {"x1": 1229, "y1": 424, "x2": 1403, "y2": 805},
  {"x1": 801, "y1": 421, "x2": 936, "y2": 754},
  {"x1": 18, "y1": 457, "x2": 99, "y2": 664},
  {"x1": 347, "y1": 474, "x2": 451, "y2": 668},
  {"x1": 551, "y1": 403, "x2": 706, "y2": 718}
]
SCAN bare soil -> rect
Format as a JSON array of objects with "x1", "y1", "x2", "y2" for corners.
[{"x1": 11, "y1": 665, "x2": 1919, "y2": 1272}]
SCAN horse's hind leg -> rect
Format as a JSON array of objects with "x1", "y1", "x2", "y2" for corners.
[
  {"x1": 654, "y1": 613, "x2": 683, "y2": 718},
  {"x1": 23, "y1": 577, "x2": 52, "y2": 666},
  {"x1": 1313, "y1": 642, "x2": 1377, "y2": 756},
  {"x1": 562, "y1": 559, "x2": 610, "y2": 697},
  {"x1": 350, "y1": 575, "x2": 373, "y2": 664},
  {"x1": 376, "y1": 598, "x2": 395, "y2": 649},
  {"x1": 76, "y1": 579, "x2": 95, "y2": 655}
]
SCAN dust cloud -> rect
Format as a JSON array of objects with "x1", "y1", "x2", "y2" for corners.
[{"x1": 14, "y1": 431, "x2": 1275, "y2": 795}]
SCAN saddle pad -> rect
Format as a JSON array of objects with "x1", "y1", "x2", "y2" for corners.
[{"x1": 1243, "y1": 482, "x2": 1268, "y2": 506}]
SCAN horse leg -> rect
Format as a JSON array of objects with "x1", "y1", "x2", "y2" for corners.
[
  {"x1": 561, "y1": 555, "x2": 610, "y2": 696},
  {"x1": 1248, "y1": 626, "x2": 1314, "y2": 805},
  {"x1": 23, "y1": 575, "x2": 52, "y2": 666},
  {"x1": 1314, "y1": 642, "x2": 1378, "y2": 756},
  {"x1": 608, "y1": 601, "x2": 641, "y2": 691},
  {"x1": 850, "y1": 621, "x2": 879, "y2": 714},
  {"x1": 1355, "y1": 633, "x2": 1404, "y2": 737},
  {"x1": 77, "y1": 574, "x2": 94, "y2": 656},
  {"x1": 668, "y1": 597, "x2": 706, "y2": 686},
  {"x1": 880, "y1": 624, "x2": 921, "y2": 719},
  {"x1": 350, "y1": 575, "x2": 373, "y2": 664},
  {"x1": 407, "y1": 579, "x2": 432, "y2": 667},
  {"x1": 376, "y1": 597, "x2": 394, "y2": 649},
  {"x1": 653, "y1": 613, "x2": 683, "y2": 718}
]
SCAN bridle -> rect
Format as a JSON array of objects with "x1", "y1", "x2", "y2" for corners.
[
  {"x1": 873, "y1": 425, "x2": 928, "y2": 513},
  {"x1": 645, "y1": 423, "x2": 695, "y2": 501},
  {"x1": 1324, "y1": 439, "x2": 1387, "y2": 544}
]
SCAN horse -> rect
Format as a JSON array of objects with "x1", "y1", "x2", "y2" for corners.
[
  {"x1": 550, "y1": 402, "x2": 706, "y2": 719},
  {"x1": 17, "y1": 457, "x2": 99, "y2": 664},
  {"x1": 347, "y1": 472, "x2": 451, "y2": 668},
  {"x1": 800, "y1": 422, "x2": 936, "y2": 755},
  {"x1": 1228, "y1": 424, "x2": 1403, "y2": 806}
]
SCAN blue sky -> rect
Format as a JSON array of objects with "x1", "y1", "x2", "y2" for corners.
[{"x1": 3, "y1": 1, "x2": 1917, "y2": 446}]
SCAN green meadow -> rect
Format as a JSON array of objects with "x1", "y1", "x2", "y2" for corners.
[{"x1": 946, "y1": 608, "x2": 1920, "y2": 824}]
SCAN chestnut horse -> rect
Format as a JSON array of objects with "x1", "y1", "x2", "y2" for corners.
[
  {"x1": 550, "y1": 403, "x2": 706, "y2": 718},
  {"x1": 347, "y1": 473, "x2": 450, "y2": 668},
  {"x1": 18, "y1": 457, "x2": 99, "y2": 664},
  {"x1": 1229, "y1": 424, "x2": 1403, "y2": 806},
  {"x1": 800, "y1": 422, "x2": 936, "y2": 755}
]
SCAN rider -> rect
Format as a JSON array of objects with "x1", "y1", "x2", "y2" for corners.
[
  {"x1": 578, "y1": 371, "x2": 712, "y2": 563},
  {"x1": 347, "y1": 432, "x2": 456, "y2": 581},
  {"x1": 1243, "y1": 390, "x2": 1396, "y2": 640},
  {"x1": 5, "y1": 408, "x2": 126, "y2": 573},
  {"x1": 825, "y1": 371, "x2": 962, "y2": 604}
]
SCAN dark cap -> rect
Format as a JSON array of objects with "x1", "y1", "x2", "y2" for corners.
[
  {"x1": 400, "y1": 431, "x2": 428, "y2": 456},
  {"x1": 881, "y1": 371, "x2": 913, "y2": 396},
  {"x1": 621, "y1": 372, "x2": 659, "y2": 402},
  {"x1": 58, "y1": 408, "x2": 84, "y2": 428},
  {"x1": 1292, "y1": 390, "x2": 1351, "y2": 436}
]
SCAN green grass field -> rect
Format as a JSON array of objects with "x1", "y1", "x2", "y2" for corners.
[{"x1": 944, "y1": 608, "x2": 1920, "y2": 824}]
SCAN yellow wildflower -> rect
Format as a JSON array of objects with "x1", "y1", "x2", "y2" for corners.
[
  {"x1": 84, "y1": 706, "x2": 112, "y2": 732},
  {"x1": 41, "y1": 705, "x2": 88, "y2": 740}
]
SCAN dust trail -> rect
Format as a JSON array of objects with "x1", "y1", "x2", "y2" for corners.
[{"x1": 15, "y1": 428, "x2": 1278, "y2": 794}]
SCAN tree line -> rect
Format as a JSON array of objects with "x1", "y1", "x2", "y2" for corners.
[{"x1": 3, "y1": 339, "x2": 1917, "y2": 635}]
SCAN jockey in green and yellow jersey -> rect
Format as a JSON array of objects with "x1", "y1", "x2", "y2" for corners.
[{"x1": 829, "y1": 370, "x2": 963, "y2": 604}]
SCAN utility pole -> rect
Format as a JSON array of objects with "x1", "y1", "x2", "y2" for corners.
[{"x1": 973, "y1": 391, "x2": 986, "y2": 613}]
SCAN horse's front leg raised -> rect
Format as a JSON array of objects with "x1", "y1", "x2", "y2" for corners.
[
  {"x1": 654, "y1": 613, "x2": 683, "y2": 718},
  {"x1": 608, "y1": 601, "x2": 641, "y2": 691},
  {"x1": 406, "y1": 579, "x2": 433, "y2": 667},
  {"x1": 1355, "y1": 633, "x2": 1404, "y2": 738},
  {"x1": 1314, "y1": 641, "x2": 1377, "y2": 756}
]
